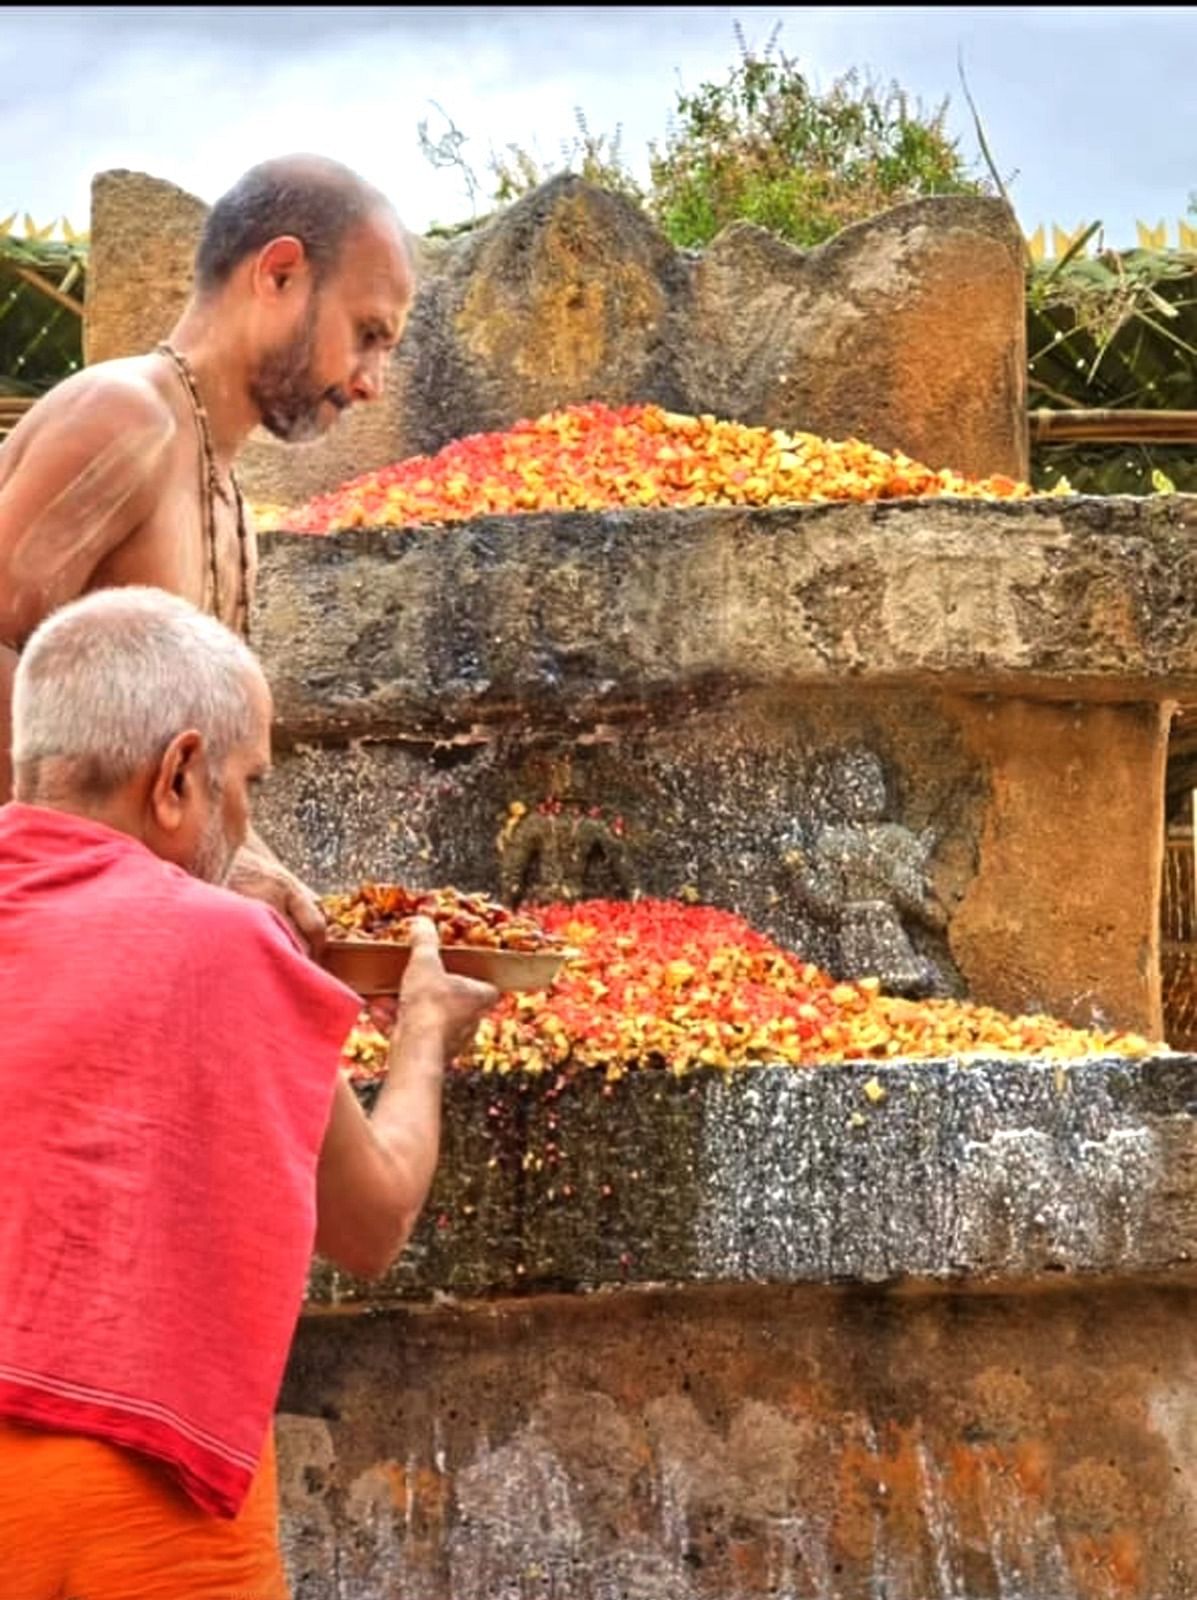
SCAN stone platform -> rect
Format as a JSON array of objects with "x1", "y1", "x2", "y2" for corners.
[
  {"x1": 308, "y1": 1055, "x2": 1197, "y2": 1308},
  {"x1": 242, "y1": 495, "x2": 1197, "y2": 1595},
  {"x1": 281, "y1": 1281, "x2": 1197, "y2": 1599},
  {"x1": 281, "y1": 1055, "x2": 1197, "y2": 1598}
]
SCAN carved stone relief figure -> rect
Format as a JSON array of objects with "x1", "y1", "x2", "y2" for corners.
[
  {"x1": 498, "y1": 797, "x2": 636, "y2": 906},
  {"x1": 784, "y1": 747, "x2": 947, "y2": 997}
]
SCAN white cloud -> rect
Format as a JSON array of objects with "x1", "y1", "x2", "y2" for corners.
[{"x1": 0, "y1": 6, "x2": 1193, "y2": 247}]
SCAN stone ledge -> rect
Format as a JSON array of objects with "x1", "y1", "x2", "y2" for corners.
[
  {"x1": 280, "y1": 1278, "x2": 1197, "y2": 1598},
  {"x1": 304, "y1": 1054, "x2": 1197, "y2": 1309},
  {"x1": 255, "y1": 496, "x2": 1197, "y2": 741}
]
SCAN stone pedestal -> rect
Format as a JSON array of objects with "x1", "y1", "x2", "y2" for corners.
[
  {"x1": 280, "y1": 1056, "x2": 1197, "y2": 1598},
  {"x1": 81, "y1": 163, "x2": 1197, "y2": 1598},
  {"x1": 241, "y1": 491, "x2": 1197, "y2": 1595}
]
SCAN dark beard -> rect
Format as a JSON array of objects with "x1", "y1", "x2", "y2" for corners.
[{"x1": 249, "y1": 302, "x2": 347, "y2": 444}]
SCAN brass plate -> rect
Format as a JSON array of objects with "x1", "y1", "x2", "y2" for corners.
[{"x1": 322, "y1": 938, "x2": 569, "y2": 997}]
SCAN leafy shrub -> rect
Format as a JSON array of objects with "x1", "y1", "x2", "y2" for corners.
[{"x1": 645, "y1": 26, "x2": 988, "y2": 249}]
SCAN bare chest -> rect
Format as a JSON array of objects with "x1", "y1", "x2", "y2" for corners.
[{"x1": 92, "y1": 458, "x2": 257, "y2": 635}]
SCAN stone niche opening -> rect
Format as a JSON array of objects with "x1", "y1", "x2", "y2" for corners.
[
  {"x1": 254, "y1": 496, "x2": 1190, "y2": 1043},
  {"x1": 86, "y1": 168, "x2": 1197, "y2": 1597}
]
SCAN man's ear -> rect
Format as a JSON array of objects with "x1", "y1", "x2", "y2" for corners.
[
  {"x1": 252, "y1": 236, "x2": 309, "y2": 298},
  {"x1": 151, "y1": 730, "x2": 205, "y2": 833}
]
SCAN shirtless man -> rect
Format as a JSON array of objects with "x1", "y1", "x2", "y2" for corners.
[{"x1": 0, "y1": 154, "x2": 413, "y2": 948}]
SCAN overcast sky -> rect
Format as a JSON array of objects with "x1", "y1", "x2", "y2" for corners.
[{"x1": 2, "y1": 5, "x2": 1193, "y2": 249}]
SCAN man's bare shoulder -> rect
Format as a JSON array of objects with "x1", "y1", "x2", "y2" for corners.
[
  {"x1": 10, "y1": 356, "x2": 177, "y2": 446},
  {"x1": 0, "y1": 356, "x2": 185, "y2": 646},
  {"x1": 0, "y1": 356, "x2": 180, "y2": 523}
]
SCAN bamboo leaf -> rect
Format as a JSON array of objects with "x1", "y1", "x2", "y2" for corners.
[
  {"x1": 1131, "y1": 307, "x2": 1197, "y2": 360},
  {"x1": 1039, "y1": 220, "x2": 1104, "y2": 286}
]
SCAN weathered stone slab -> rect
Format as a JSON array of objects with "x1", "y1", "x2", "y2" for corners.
[
  {"x1": 678, "y1": 197, "x2": 1027, "y2": 480},
  {"x1": 305, "y1": 1055, "x2": 1197, "y2": 1308},
  {"x1": 84, "y1": 170, "x2": 206, "y2": 365},
  {"x1": 86, "y1": 171, "x2": 1027, "y2": 502},
  {"x1": 392, "y1": 176, "x2": 687, "y2": 459},
  {"x1": 280, "y1": 1277, "x2": 1197, "y2": 1598},
  {"x1": 251, "y1": 499, "x2": 1184, "y2": 1035},
  {"x1": 253, "y1": 498, "x2": 1197, "y2": 739}
]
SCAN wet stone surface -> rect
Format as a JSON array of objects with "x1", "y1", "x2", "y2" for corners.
[
  {"x1": 281, "y1": 1275, "x2": 1197, "y2": 1599},
  {"x1": 306, "y1": 1054, "x2": 1197, "y2": 1307},
  {"x1": 258, "y1": 687, "x2": 981, "y2": 995}
]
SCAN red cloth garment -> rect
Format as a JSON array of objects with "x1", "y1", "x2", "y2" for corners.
[{"x1": 0, "y1": 803, "x2": 361, "y2": 1518}]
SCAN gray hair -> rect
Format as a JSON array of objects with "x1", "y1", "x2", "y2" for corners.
[{"x1": 13, "y1": 587, "x2": 264, "y2": 797}]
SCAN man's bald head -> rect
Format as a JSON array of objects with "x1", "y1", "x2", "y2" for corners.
[
  {"x1": 188, "y1": 155, "x2": 413, "y2": 443},
  {"x1": 195, "y1": 154, "x2": 405, "y2": 294}
]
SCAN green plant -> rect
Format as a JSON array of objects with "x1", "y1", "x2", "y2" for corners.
[
  {"x1": 645, "y1": 23, "x2": 988, "y2": 249},
  {"x1": 418, "y1": 23, "x2": 983, "y2": 247},
  {"x1": 488, "y1": 107, "x2": 644, "y2": 207}
]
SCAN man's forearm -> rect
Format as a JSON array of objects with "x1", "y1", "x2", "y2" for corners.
[
  {"x1": 314, "y1": 918, "x2": 493, "y2": 1280},
  {"x1": 367, "y1": 1009, "x2": 448, "y2": 1237}
]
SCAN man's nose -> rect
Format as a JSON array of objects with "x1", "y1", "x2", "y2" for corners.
[{"x1": 350, "y1": 351, "x2": 386, "y2": 404}]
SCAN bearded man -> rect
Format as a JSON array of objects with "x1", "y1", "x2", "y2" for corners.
[
  {"x1": 0, "y1": 154, "x2": 413, "y2": 949},
  {"x1": 0, "y1": 586, "x2": 496, "y2": 1596}
]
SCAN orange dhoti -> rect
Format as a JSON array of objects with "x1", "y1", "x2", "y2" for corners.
[{"x1": 0, "y1": 1418, "x2": 289, "y2": 1599}]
